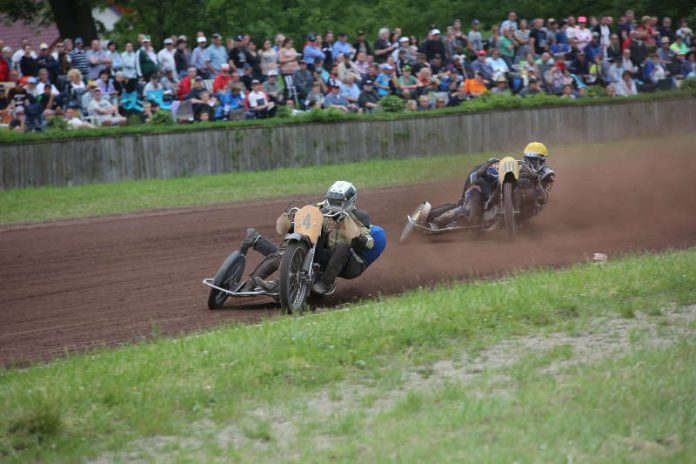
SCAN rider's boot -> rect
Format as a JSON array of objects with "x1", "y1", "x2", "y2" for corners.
[
  {"x1": 239, "y1": 254, "x2": 280, "y2": 292},
  {"x1": 239, "y1": 228, "x2": 261, "y2": 255},
  {"x1": 430, "y1": 207, "x2": 461, "y2": 230},
  {"x1": 312, "y1": 242, "x2": 349, "y2": 295}
]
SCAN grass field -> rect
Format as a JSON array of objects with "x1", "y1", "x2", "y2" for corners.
[
  {"x1": 1, "y1": 248, "x2": 695, "y2": 462},
  {"x1": 2, "y1": 133, "x2": 695, "y2": 225}
]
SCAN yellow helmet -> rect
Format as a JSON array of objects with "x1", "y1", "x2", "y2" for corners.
[
  {"x1": 523, "y1": 142, "x2": 549, "y2": 171},
  {"x1": 523, "y1": 142, "x2": 549, "y2": 157}
]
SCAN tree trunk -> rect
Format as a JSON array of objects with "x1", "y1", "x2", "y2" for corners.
[{"x1": 48, "y1": 0, "x2": 97, "y2": 41}]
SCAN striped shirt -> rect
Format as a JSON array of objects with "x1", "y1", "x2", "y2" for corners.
[{"x1": 70, "y1": 49, "x2": 90, "y2": 78}]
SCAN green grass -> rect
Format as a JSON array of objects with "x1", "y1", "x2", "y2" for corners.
[
  {"x1": 0, "y1": 151, "x2": 492, "y2": 224},
  {"x1": 1, "y1": 248, "x2": 695, "y2": 462},
  {"x1": 1, "y1": 90, "x2": 694, "y2": 144}
]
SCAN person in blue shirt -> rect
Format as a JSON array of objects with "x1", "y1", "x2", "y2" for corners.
[
  {"x1": 215, "y1": 83, "x2": 245, "y2": 120},
  {"x1": 303, "y1": 34, "x2": 324, "y2": 71},
  {"x1": 331, "y1": 33, "x2": 354, "y2": 61},
  {"x1": 375, "y1": 64, "x2": 392, "y2": 97},
  {"x1": 205, "y1": 33, "x2": 229, "y2": 75},
  {"x1": 583, "y1": 33, "x2": 602, "y2": 62}
]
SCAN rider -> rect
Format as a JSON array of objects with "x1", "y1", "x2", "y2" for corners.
[
  {"x1": 239, "y1": 181, "x2": 382, "y2": 295},
  {"x1": 430, "y1": 141, "x2": 555, "y2": 228}
]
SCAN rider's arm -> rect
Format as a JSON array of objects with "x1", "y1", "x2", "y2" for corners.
[{"x1": 351, "y1": 213, "x2": 374, "y2": 250}]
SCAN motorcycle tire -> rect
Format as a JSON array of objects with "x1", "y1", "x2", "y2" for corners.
[
  {"x1": 279, "y1": 241, "x2": 310, "y2": 314},
  {"x1": 503, "y1": 182, "x2": 517, "y2": 238},
  {"x1": 207, "y1": 251, "x2": 246, "y2": 310}
]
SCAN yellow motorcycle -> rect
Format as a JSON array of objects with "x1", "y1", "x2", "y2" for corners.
[{"x1": 400, "y1": 156, "x2": 533, "y2": 241}]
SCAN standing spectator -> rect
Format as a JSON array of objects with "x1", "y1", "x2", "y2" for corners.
[
  {"x1": 0, "y1": 47, "x2": 11, "y2": 81},
  {"x1": 245, "y1": 40, "x2": 261, "y2": 78},
  {"x1": 120, "y1": 42, "x2": 138, "y2": 81},
  {"x1": 88, "y1": 88, "x2": 126, "y2": 125},
  {"x1": 637, "y1": 16, "x2": 659, "y2": 48},
  {"x1": 606, "y1": 34, "x2": 622, "y2": 62},
  {"x1": 619, "y1": 10, "x2": 636, "y2": 41},
  {"x1": 498, "y1": 28, "x2": 516, "y2": 65},
  {"x1": 565, "y1": 16, "x2": 578, "y2": 42},
  {"x1": 205, "y1": 33, "x2": 228, "y2": 75},
  {"x1": 19, "y1": 44, "x2": 40, "y2": 77},
  {"x1": 86, "y1": 39, "x2": 107, "y2": 81},
  {"x1": 322, "y1": 31, "x2": 335, "y2": 69},
  {"x1": 628, "y1": 31, "x2": 648, "y2": 68},
  {"x1": 444, "y1": 27, "x2": 460, "y2": 62},
  {"x1": 658, "y1": 17, "x2": 675, "y2": 43},
  {"x1": 36, "y1": 43, "x2": 59, "y2": 83},
  {"x1": 423, "y1": 29, "x2": 446, "y2": 62},
  {"x1": 357, "y1": 79, "x2": 379, "y2": 111},
  {"x1": 278, "y1": 37, "x2": 299, "y2": 76},
  {"x1": 259, "y1": 39, "x2": 278, "y2": 76},
  {"x1": 229, "y1": 35, "x2": 249, "y2": 70},
  {"x1": 191, "y1": 36, "x2": 209, "y2": 77},
  {"x1": 575, "y1": 17, "x2": 593, "y2": 50},
  {"x1": 136, "y1": 36, "x2": 159, "y2": 81},
  {"x1": 594, "y1": 16, "x2": 613, "y2": 49},
  {"x1": 106, "y1": 41, "x2": 122, "y2": 71},
  {"x1": 676, "y1": 19, "x2": 692, "y2": 47},
  {"x1": 353, "y1": 31, "x2": 372, "y2": 57},
  {"x1": 584, "y1": 33, "x2": 602, "y2": 62},
  {"x1": 515, "y1": 20, "x2": 531, "y2": 60},
  {"x1": 332, "y1": 33, "x2": 354, "y2": 62},
  {"x1": 501, "y1": 11, "x2": 519, "y2": 33},
  {"x1": 158, "y1": 38, "x2": 176, "y2": 74},
  {"x1": 303, "y1": 34, "x2": 324, "y2": 70},
  {"x1": 530, "y1": 19, "x2": 548, "y2": 56},
  {"x1": 11, "y1": 39, "x2": 34, "y2": 72},
  {"x1": 615, "y1": 70, "x2": 637, "y2": 96},
  {"x1": 174, "y1": 37, "x2": 189, "y2": 78},
  {"x1": 468, "y1": 20, "x2": 484, "y2": 55},
  {"x1": 396, "y1": 37, "x2": 415, "y2": 65},
  {"x1": 373, "y1": 28, "x2": 395, "y2": 63}
]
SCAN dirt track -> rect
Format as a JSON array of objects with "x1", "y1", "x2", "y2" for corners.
[{"x1": 2, "y1": 144, "x2": 696, "y2": 365}]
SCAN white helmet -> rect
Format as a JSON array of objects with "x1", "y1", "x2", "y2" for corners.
[{"x1": 325, "y1": 181, "x2": 357, "y2": 212}]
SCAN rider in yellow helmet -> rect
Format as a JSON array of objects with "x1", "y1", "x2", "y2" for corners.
[{"x1": 430, "y1": 141, "x2": 555, "y2": 228}]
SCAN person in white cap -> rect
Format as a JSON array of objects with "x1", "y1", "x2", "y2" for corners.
[
  {"x1": 158, "y1": 38, "x2": 176, "y2": 73},
  {"x1": 191, "y1": 36, "x2": 209, "y2": 77},
  {"x1": 423, "y1": 28, "x2": 445, "y2": 62}
]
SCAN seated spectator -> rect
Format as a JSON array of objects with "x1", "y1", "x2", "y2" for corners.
[
  {"x1": 615, "y1": 70, "x2": 638, "y2": 96},
  {"x1": 304, "y1": 81, "x2": 325, "y2": 109},
  {"x1": 357, "y1": 79, "x2": 379, "y2": 112},
  {"x1": 398, "y1": 66, "x2": 418, "y2": 95},
  {"x1": 464, "y1": 71, "x2": 488, "y2": 97},
  {"x1": 246, "y1": 79, "x2": 275, "y2": 118},
  {"x1": 8, "y1": 105, "x2": 27, "y2": 132},
  {"x1": 657, "y1": 37, "x2": 675, "y2": 65},
  {"x1": 213, "y1": 64, "x2": 233, "y2": 93},
  {"x1": 337, "y1": 53, "x2": 360, "y2": 82},
  {"x1": 324, "y1": 83, "x2": 354, "y2": 112},
  {"x1": 36, "y1": 68, "x2": 59, "y2": 97},
  {"x1": 185, "y1": 75, "x2": 207, "y2": 101},
  {"x1": 471, "y1": 50, "x2": 494, "y2": 81},
  {"x1": 216, "y1": 83, "x2": 245, "y2": 120},
  {"x1": 404, "y1": 99, "x2": 418, "y2": 111},
  {"x1": 416, "y1": 67, "x2": 433, "y2": 91},
  {"x1": 375, "y1": 64, "x2": 393, "y2": 97},
  {"x1": 519, "y1": 77, "x2": 543, "y2": 96},
  {"x1": 569, "y1": 51, "x2": 591, "y2": 83},
  {"x1": 417, "y1": 95, "x2": 431, "y2": 110},
  {"x1": 192, "y1": 89, "x2": 217, "y2": 121},
  {"x1": 670, "y1": 35, "x2": 689, "y2": 55},
  {"x1": 485, "y1": 49, "x2": 509, "y2": 79},
  {"x1": 263, "y1": 70, "x2": 285, "y2": 104},
  {"x1": 434, "y1": 95, "x2": 447, "y2": 109},
  {"x1": 353, "y1": 51, "x2": 370, "y2": 79},
  {"x1": 96, "y1": 69, "x2": 117, "y2": 104},
  {"x1": 37, "y1": 82, "x2": 58, "y2": 118},
  {"x1": 88, "y1": 88, "x2": 126, "y2": 126},
  {"x1": 606, "y1": 34, "x2": 622, "y2": 63},
  {"x1": 605, "y1": 84, "x2": 617, "y2": 97},
  {"x1": 160, "y1": 67, "x2": 179, "y2": 94},
  {"x1": 491, "y1": 76, "x2": 511, "y2": 96},
  {"x1": 544, "y1": 64, "x2": 565, "y2": 94},
  {"x1": 340, "y1": 75, "x2": 361, "y2": 104},
  {"x1": 560, "y1": 83, "x2": 576, "y2": 99},
  {"x1": 64, "y1": 106, "x2": 95, "y2": 128},
  {"x1": 583, "y1": 33, "x2": 602, "y2": 62}
]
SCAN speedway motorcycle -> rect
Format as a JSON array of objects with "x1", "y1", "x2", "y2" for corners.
[
  {"x1": 400, "y1": 156, "x2": 540, "y2": 241},
  {"x1": 203, "y1": 204, "x2": 380, "y2": 314}
]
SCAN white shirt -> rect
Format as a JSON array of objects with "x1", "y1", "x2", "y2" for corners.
[
  {"x1": 37, "y1": 82, "x2": 60, "y2": 96},
  {"x1": 575, "y1": 28, "x2": 593, "y2": 50},
  {"x1": 12, "y1": 49, "x2": 37, "y2": 70},
  {"x1": 157, "y1": 47, "x2": 176, "y2": 73},
  {"x1": 566, "y1": 26, "x2": 578, "y2": 41},
  {"x1": 247, "y1": 90, "x2": 269, "y2": 108}
]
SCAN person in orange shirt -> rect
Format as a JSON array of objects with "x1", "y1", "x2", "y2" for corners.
[{"x1": 464, "y1": 71, "x2": 489, "y2": 97}]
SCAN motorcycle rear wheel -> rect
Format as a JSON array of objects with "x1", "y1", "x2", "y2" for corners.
[
  {"x1": 503, "y1": 182, "x2": 517, "y2": 238},
  {"x1": 279, "y1": 241, "x2": 310, "y2": 314}
]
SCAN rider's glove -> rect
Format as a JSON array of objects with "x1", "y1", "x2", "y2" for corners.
[{"x1": 351, "y1": 234, "x2": 370, "y2": 250}]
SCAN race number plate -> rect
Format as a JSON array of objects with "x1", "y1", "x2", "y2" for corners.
[{"x1": 293, "y1": 205, "x2": 324, "y2": 245}]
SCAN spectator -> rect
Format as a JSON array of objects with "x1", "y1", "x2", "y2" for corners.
[
  {"x1": 606, "y1": 34, "x2": 622, "y2": 63},
  {"x1": 337, "y1": 53, "x2": 360, "y2": 82},
  {"x1": 191, "y1": 89, "x2": 217, "y2": 121},
  {"x1": 96, "y1": 69, "x2": 117, "y2": 103},
  {"x1": 205, "y1": 33, "x2": 228, "y2": 75},
  {"x1": 605, "y1": 83, "x2": 616, "y2": 97},
  {"x1": 278, "y1": 37, "x2": 299, "y2": 76},
  {"x1": 676, "y1": 19, "x2": 692, "y2": 46},
  {"x1": 658, "y1": 37, "x2": 675, "y2": 64},
  {"x1": 304, "y1": 81, "x2": 325, "y2": 109},
  {"x1": 157, "y1": 38, "x2": 176, "y2": 74},
  {"x1": 670, "y1": 35, "x2": 689, "y2": 55},
  {"x1": 36, "y1": 68, "x2": 59, "y2": 96},
  {"x1": 239, "y1": 65, "x2": 254, "y2": 91},
  {"x1": 398, "y1": 65, "x2": 418, "y2": 94},
  {"x1": 340, "y1": 75, "x2": 361, "y2": 105},
  {"x1": 106, "y1": 41, "x2": 122, "y2": 71},
  {"x1": 332, "y1": 33, "x2": 355, "y2": 62},
  {"x1": 246, "y1": 79, "x2": 275, "y2": 118},
  {"x1": 120, "y1": 42, "x2": 138, "y2": 81},
  {"x1": 519, "y1": 77, "x2": 542, "y2": 96},
  {"x1": 423, "y1": 29, "x2": 446, "y2": 62},
  {"x1": 615, "y1": 70, "x2": 637, "y2": 96},
  {"x1": 357, "y1": 79, "x2": 379, "y2": 111},
  {"x1": 19, "y1": 44, "x2": 40, "y2": 77},
  {"x1": 259, "y1": 39, "x2": 278, "y2": 76},
  {"x1": 486, "y1": 48, "x2": 509, "y2": 79},
  {"x1": 566, "y1": 16, "x2": 578, "y2": 42},
  {"x1": 262, "y1": 70, "x2": 284, "y2": 104},
  {"x1": 575, "y1": 17, "x2": 593, "y2": 50},
  {"x1": 64, "y1": 106, "x2": 95, "y2": 128},
  {"x1": 37, "y1": 81, "x2": 57, "y2": 117},
  {"x1": 498, "y1": 28, "x2": 515, "y2": 65},
  {"x1": 136, "y1": 36, "x2": 159, "y2": 81},
  {"x1": 530, "y1": 19, "x2": 548, "y2": 56},
  {"x1": 472, "y1": 50, "x2": 494, "y2": 81},
  {"x1": 323, "y1": 82, "x2": 352, "y2": 112},
  {"x1": 213, "y1": 64, "x2": 233, "y2": 93},
  {"x1": 160, "y1": 67, "x2": 179, "y2": 91},
  {"x1": 374, "y1": 64, "x2": 393, "y2": 97},
  {"x1": 560, "y1": 83, "x2": 575, "y2": 99},
  {"x1": 594, "y1": 16, "x2": 613, "y2": 48},
  {"x1": 88, "y1": 88, "x2": 126, "y2": 126},
  {"x1": 174, "y1": 37, "x2": 190, "y2": 78},
  {"x1": 321, "y1": 31, "x2": 335, "y2": 69},
  {"x1": 85, "y1": 39, "x2": 107, "y2": 81},
  {"x1": 628, "y1": 31, "x2": 648, "y2": 68},
  {"x1": 353, "y1": 31, "x2": 372, "y2": 57},
  {"x1": 36, "y1": 43, "x2": 59, "y2": 83},
  {"x1": 491, "y1": 76, "x2": 511, "y2": 95},
  {"x1": 515, "y1": 20, "x2": 531, "y2": 60},
  {"x1": 62, "y1": 68, "x2": 87, "y2": 109},
  {"x1": 468, "y1": 20, "x2": 484, "y2": 55},
  {"x1": 215, "y1": 82, "x2": 245, "y2": 120},
  {"x1": 371, "y1": 28, "x2": 392, "y2": 63},
  {"x1": 1, "y1": 47, "x2": 12, "y2": 81},
  {"x1": 303, "y1": 34, "x2": 323, "y2": 70},
  {"x1": 293, "y1": 59, "x2": 314, "y2": 102},
  {"x1": 191, "y1": 36, "x2": 209, "y2": 77},
  {"x1": 584, "y1": 33, "x2": 602, "y2": 62},
  {"x1": 501, "y1": 11, "x2": 519, "y2": 33},
  {"x1": 464, "y1": 71, "x2": 488, "y2": 97},
  {"x1": 417, "y1": 94, "x2": 431, "y2": 110}
]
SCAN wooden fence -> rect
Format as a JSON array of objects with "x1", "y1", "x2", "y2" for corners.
[{"x1": 1, "y1": 97, "x2": 694, "y2": 190}]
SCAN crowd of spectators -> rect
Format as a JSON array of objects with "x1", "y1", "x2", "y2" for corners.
[{"x1": 1, "y1": 10, "x2": 694, "y2": 132}]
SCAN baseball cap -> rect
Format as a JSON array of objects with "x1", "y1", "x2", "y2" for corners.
[
  {"x1": 39, "y1": 43, "x2": 48, "y2": 50},
  {"x1": 363, "y1": 79, "x2": 374, "y2": 85},
  {"x1": 221, "y1": 63, "x2": 230, "y2": 70},
  {"x1": 661, "y1": 36, "x2": 670, "y2": 43},
  {"x1": 268, "y1": 70, "x2": 278, "y2": 76},
  {"x1": 27, "y1": 76, "x2": 38, "y2": 84},
  {"x1": 75, "y1": 37, "x2": 83, "y2": 44},
  {"x1": 235, "y1": 35, "x2": 244, "y2": 41},
  {"x1": 472, "y1": 19, "x2": 480, "y2": 25},
  {"x1": 357, "y1": 30, "x2": 365, "y2": 35},
  {"x1": 212, "y1": 33, "x2": 222, "y2": 39},
  {"x1": 164, "y1": 38, "x2": 173, "y2": 45},
  {"x1": 399, "y1": 36, "x2": 409, "y2": 43},
  {"x1": 251, "y1": 79, "x2": 261, "y2": 84},
  {"x1": 164, "y1": 66, "x2": 173, "y2": 72},
  {"x1": 478, "y1": 49, "x2": 487, "y2": 56},
  {"x1": 431, "y1": 28, "x2": 441, "y2": 35},
  {"x1": 142, "y1": 35, "x2": 151, "y2": 42},
  {"x1": 306, "y1": 33, "x2": 316, "y2": 41},
  {"x1": 194, "y1": 75, "x2": 203, "y2": 81},
  {"x1": 592, "y1": 32, "x2": 599, "y2": 37},
  {"x1": 197, "y1": 36, "x2": 207, "y2": 43},
  {"x1": 578, "y1": 16, "x2": 587, "y2": 23},
  {"x1": 178, "y1": 35, "x2": 188, "y2": 42}
]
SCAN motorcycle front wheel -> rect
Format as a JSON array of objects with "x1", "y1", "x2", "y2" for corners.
[{"x1": 279, "y1": 241, "x2": 310, "y2": 314}]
